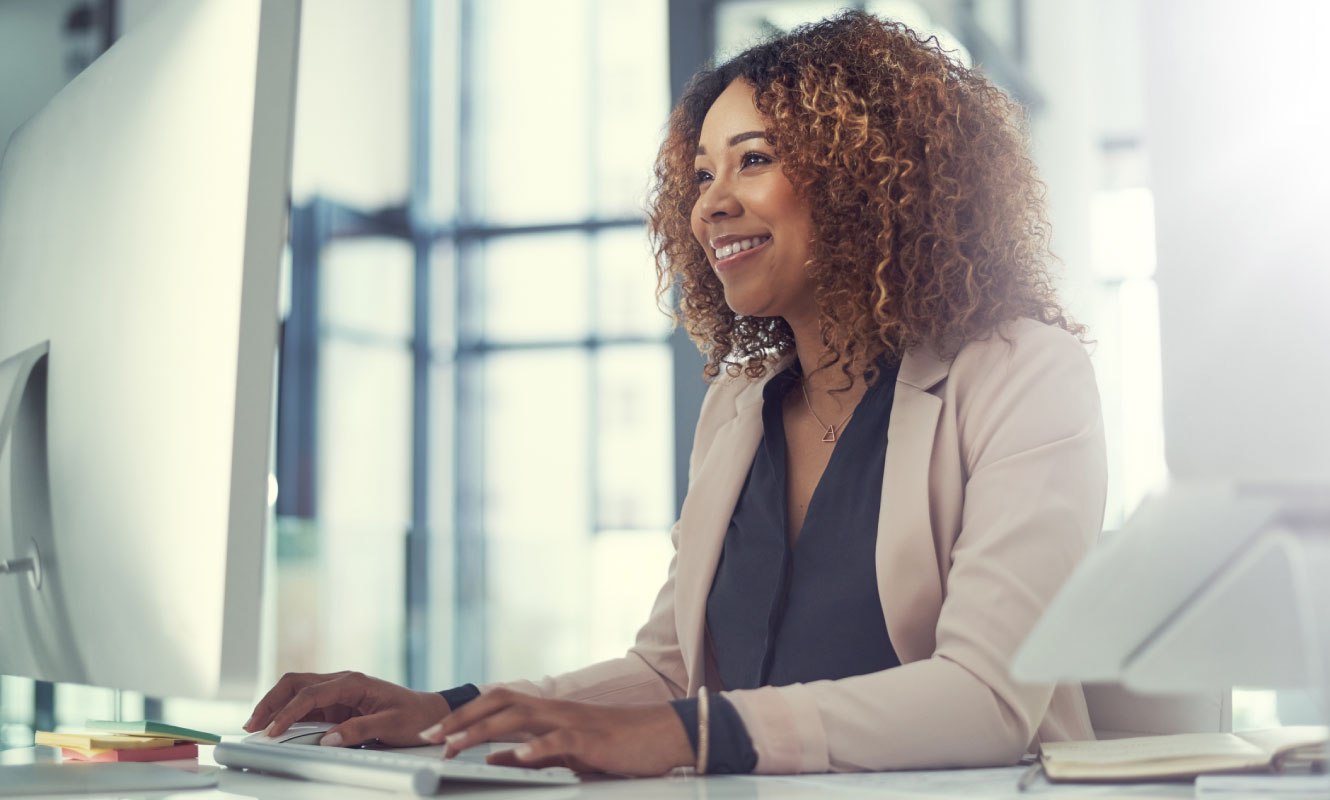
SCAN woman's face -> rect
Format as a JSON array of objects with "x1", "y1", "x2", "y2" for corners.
[{"x1": 691, "y1": 80, "x2": 816, "y2": 323}]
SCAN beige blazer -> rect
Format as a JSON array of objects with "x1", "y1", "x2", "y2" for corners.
[{"x1": 490, "y1": 317, "x2": 1107, "y2": 773}]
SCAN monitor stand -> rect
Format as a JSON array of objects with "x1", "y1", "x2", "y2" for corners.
[
  {"x1": 0, "y1": 345, "x2": 210, "y2": 794},
  {"x1": 0, "y1": 341, "x2": 88, "y2": 683},
  {"x1": 0, "y1": 342, "x2": 49, "y2": 589}
]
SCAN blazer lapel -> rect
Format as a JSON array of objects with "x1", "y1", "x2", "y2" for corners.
[
  {"x1": 878, "y1": 347, "x2": 950, "y2": 664},
  {"x1": 673, "y1": 368, "x2": 780, "y2": 693}
]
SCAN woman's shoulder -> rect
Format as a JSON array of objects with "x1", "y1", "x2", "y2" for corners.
[
  {"x1": 684, "y1": 353, "x2": 792, "y2": 479},
  {"x1": 941, "y1": 317, "x2": 1100, "y2": 437},
  {"x1": 949, "y1": 317, "x2": 1091, "y2": 380}
]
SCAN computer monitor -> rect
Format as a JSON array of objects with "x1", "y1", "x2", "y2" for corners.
[
  {"x1": 0, "y1": 0, "x2": 300, "y2": 702},
  {"x1": 1011, "y1": 0, "x2": 1330, "y2": 725}
]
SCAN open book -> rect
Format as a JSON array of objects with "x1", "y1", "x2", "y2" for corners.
[{"x1": 1035, "y1": 726, "x2": 1327, "y2": 783}]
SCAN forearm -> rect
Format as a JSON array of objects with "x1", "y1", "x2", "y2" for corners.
[{"x1": 722, "y1": 657, "x2": 1046, "y2": 774}]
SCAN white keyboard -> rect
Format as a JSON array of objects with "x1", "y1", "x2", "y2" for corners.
[{"x1": 213, "y1": 741, "x2": 579, "y2": 796}]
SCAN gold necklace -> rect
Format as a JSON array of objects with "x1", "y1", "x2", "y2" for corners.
[{"x1": 799, "y1": 381, "x2": 855, "y2": 443}]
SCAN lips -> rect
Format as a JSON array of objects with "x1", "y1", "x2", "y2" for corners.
[
  {"x1": 712, "y1": 234, "x2": 773, "y2": 270},
  {"x1": 711, "y1": 233, "x2": 772, "y2": 262}
]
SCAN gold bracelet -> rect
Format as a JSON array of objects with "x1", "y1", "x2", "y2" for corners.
[{"x1": 697, "y1": 685, "x2": 710, "y2": 775}]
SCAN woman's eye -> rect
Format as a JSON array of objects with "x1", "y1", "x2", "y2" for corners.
[
  {"x1": 741, "y1": 151, "x2": 772, "y2": 168},
  {"x1": 694, "y1": 169, "x2": 713, "y2": 185}
]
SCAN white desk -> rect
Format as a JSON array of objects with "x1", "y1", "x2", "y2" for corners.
[{"x1": 0, "y1": 741, "x2": 1267, "y2": 799}]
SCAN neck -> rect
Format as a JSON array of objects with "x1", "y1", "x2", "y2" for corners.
[{"x1": 784, "y1": 312, "x2": 867, "y2": 415}]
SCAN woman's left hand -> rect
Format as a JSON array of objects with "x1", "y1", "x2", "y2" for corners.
[{"x1": 418, "y1": 688, "x2": 694, "y2": 777}]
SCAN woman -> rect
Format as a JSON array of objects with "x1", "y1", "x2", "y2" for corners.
[{"x1": 245, "y1": 11, "x2": 1106, "y2": 776}]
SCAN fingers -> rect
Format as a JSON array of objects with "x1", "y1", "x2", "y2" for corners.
[
  {"x1": 319, "y1": 710, "x2": 398, "y2": 748},
  {"x1": 265, "y1": 672, "x2": 370, "y2": 737},
  {"x1": 439, "y1": 706, "x2": 552, "y2": 758},
  {"x1": 419, "y1": 689, "x2": 561, "y2": 755},
  {"x1": 245, "y1": 672, "x2": 343, "y2": 732},
  {"x1": 429, "y1": 698, "x2": 673, "y2": 777},
  {"x1": 502, "y1": 730, "x2": 580, "y2": 766},
  {"x1": 485, "y1": 748, "x2": 573, "y2": 771}
]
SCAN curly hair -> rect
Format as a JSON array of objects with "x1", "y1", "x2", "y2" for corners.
[{"x1": 648, "y1": 10, "x2": 1084, "y2": 384}]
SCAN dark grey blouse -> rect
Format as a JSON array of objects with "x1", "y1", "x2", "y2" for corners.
[{"x1": 672, "y1": 359, "x2": 901, "y2": 772}]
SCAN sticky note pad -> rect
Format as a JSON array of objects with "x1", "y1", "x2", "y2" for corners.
[
  {"x1": 62, "y1": 742, "x2": 199, "y2": 762},
  {"x1": 84, "y1": 720, "x2": 221, "y2": 745},
  {"x1": 36, "y1": 731, "x2": 176, "y2": 751}
]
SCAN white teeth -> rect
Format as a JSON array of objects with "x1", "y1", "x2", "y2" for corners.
[{"x1": 714, "y1": 235, "x2": 771, "y2": 260}]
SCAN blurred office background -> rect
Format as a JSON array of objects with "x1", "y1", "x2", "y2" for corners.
[{"x1": 0, "y1": 0, "x2": 1302, "y2": 745}]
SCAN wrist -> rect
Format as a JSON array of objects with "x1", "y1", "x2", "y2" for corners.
[
  {"x1": 416, "y1": 689, "x2": 453, "y2": 717},
  {"x1": 659, "y1": 703, "x2": 696, "y2": 769}
]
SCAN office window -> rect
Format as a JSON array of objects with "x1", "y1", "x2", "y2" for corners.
[
  {"x1": 444, "y1": 0, "x2": 674, "y2": 686},
  {"x1": 596, "y1": 228, "x2": 673, "y2": 340},
  {"x1": 317, "y1": 339, "x2": 413, "y2": 679},
  {"x1": 322, "y1": 239, "x2": 415, "y2": 341},
  {"x1": 483, "y1": 348, "x2": 593, "y2": 679},
  {"x1": 716, "y1": 0, "x2": 971, "y2": 64},
  {"x1": 595, "y1": 0, "x2": 673, "y2": 218},
  {"x1": 0, "y1": 678, "x2": 34, "y2": 748},
  {"x1": 716, "y1": 0, "x2": 846, "y2": 58},
  {"x1": 478, "y1": 234, "x2": 594, "y2": 344},
  {"x1": 1088, "y1": 179, "x2": 1167, "y2": 528},
  {"x1": 468, "y1": 1, "x2": 593, "y2": 224},
  {"x1": 290, "y1": 0, "x2": 410, "y2": 208},
  {"x1": 597, "y1": 345, "x2": 674, "y2": 530}
]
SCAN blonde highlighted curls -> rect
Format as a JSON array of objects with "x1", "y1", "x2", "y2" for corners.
[{"x1": 648, "y1": 11, "x2": 1084, "y2": 383}]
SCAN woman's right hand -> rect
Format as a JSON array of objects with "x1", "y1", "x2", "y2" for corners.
[{"x1": 244, "y1": 671, "x2": 452, "y2": 748}]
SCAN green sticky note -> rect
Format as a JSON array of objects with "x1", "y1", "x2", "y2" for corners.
[{"x1": 85, "y1": 720, "x2": 221, "y2": 745}]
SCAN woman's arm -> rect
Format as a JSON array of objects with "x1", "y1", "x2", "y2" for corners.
[{"x1": 722, "y1": 323, "x2": 1107, "y2": 773}]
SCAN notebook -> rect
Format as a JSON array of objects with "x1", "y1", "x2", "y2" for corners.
[{"x1": 1033, "y1": 726, "x2": 1327, "y2": 784}]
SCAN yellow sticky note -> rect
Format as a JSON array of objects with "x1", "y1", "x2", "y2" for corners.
[{"x1": 36, "y1": 731, "x2": 176, "y2": 751}]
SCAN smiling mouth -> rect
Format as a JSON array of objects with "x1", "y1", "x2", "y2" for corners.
[{"x1": 714, "y1": 234, "x2": 772, "y2": 264}]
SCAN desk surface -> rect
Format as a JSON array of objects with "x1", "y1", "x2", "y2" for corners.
[{"x1": 0, "y1": 741, "x2": 1262, "y2": 799}]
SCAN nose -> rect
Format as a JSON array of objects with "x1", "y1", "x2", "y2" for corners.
[{"x1": 696, "y1": 173, "x2": 741, "y2": 223}]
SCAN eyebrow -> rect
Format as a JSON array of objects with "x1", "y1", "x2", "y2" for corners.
[{"x1": 695, "y1": 130, "x2": 768, "y2": 156}]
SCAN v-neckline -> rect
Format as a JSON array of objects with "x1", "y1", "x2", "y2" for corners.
[{"x1": 772, "y1": 385, "x2": 870, "y2": 552}]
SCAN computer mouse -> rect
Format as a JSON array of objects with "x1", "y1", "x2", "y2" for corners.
[{"x1": 241, "y1": 720, "x2": 336, "y2": 746}]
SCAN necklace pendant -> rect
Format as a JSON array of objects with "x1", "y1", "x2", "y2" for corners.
[{"x1": 822, "y1": 426, "x2": 837, "y2": 443}]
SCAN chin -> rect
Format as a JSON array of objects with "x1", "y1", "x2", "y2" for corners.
[{"x1": 722, "y1": 290, "x2": 773, "y2": 319}]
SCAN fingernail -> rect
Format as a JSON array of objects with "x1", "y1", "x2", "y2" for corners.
[
  {"x1": 444, "y1": 732, "x2": 466, "y2": 747},
  {"x1": 264, "y1": 723, "x2": 276, "y2": 736},
  {"x1": 244, "y1": 715, "x2": 255, "y2": 730},
  {"x1": 514, "y1": 744, "x2": 533, "y2": 760},
  {"x1": 419, "y1": 723, "x2": 443, "y2": 742},
  {"x1": 319, "y1": 732, "x2": 342, "y2": 747}
]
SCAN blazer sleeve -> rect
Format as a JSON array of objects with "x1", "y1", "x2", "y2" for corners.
[
  {"x1": 480, "y1": 373, "x2": 747, "y2": 705},
  {"x1": 721, "y1": 324, "x2": 1108, "y2": 773}
]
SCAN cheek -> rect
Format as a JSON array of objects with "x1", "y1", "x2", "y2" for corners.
[
  {"x1": 773, "y1": 188, "x2": 813, "y2": 247},
  {"x1": 689, "y1": 205, "x2": 709, "y2": 253},
  {"x1": 773, "y1": 186, "x2": 804, "y2": 223}
]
